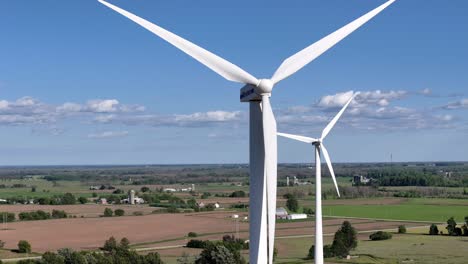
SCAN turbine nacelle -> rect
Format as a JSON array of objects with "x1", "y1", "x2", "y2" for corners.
[{"x1": 240, "y1": 79, "x2": 274, "y2": 102}]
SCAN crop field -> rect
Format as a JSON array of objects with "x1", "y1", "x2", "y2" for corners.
[{"x1": 322, "y1": 203, "x2": 468, "y2": 223}]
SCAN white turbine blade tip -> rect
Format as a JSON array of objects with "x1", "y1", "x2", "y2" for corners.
[
  {"x1": 98, "y1": 0, "x2": 258, "y2": 85},
  {"x1": 271, "y1": 0, "x2": 396, "y2": 84}
]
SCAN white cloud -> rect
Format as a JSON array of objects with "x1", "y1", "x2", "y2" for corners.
[
  {"x1": 443, "y1": 98, "x2": 468, "y2": 109},
  {"x1": 175, "y1": 111, "x2": 241, "y2": 123},
  {"x1": 86, "y1": 99, "x2": 120, "y2": 113},
  {"x1": 57, "y1": 102, "x2": 82, "y2": 113},
  {"x1": 355, "y1": 90, "x2": 407, "y2": 106},
  {"x1": 88, "y1": 131, "x2": 129, "y2": 139},
  {"x1": 0, "y1": 100, "x2": 9, "y2": 110},
  {"x1": 318, "y1": 91, "x2": 354, "y2": 108}
]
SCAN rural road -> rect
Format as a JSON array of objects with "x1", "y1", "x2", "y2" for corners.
[{"x1": 1, "y1": 256, "x2": 42, "y2": 263}]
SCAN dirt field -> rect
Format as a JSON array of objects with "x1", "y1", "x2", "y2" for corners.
[
  {"x1": 0, "y1": 210, "x2": 421, "y2": 255},
  {"x1": 0, "y1": 204, "x2": 156, "y2": 217}
]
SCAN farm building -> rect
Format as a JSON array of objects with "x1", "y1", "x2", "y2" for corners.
[
  {"x1": 287, "y1": 214, "x2": 307, "y2": 220},
  {"x1": 276, "y1": 207, "x2": 288, "y2": 219}
]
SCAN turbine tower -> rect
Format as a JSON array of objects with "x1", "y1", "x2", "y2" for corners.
[
  {"x1": 97, "y1": 1, "x2": 396, "y2": 262},
  {"x1": 278, "y1": 93, "x2": 357, "y2": 264}
]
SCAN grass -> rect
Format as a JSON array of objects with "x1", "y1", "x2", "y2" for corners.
[
  {"x1": 0, "y1": 179, "x2": 94, "y2": 199},
  {"x1": 323, "y1": 203, "x2": 468, "y2": 222},
  {"x1": 353, "y1": 234, "x2": 468, "y2": 264},
  {"x1": 275, "y1": 233, "x2": 468, "y2": 264}
]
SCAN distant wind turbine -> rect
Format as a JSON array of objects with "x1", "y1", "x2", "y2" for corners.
[
  {"x1": 98, "y1": 0, "x2": 396, "y2": 262},
  {"x1": 278, "y1": 92, "x2": 357, "y2": 264}
]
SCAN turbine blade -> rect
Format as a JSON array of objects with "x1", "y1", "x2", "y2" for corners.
[
  {"x1": 262, "y1": 95, "x2": 277, "y2": 264},
  {"x1": 321, "y1": 92, "x2": 357, "y2": 140},
  {"x1": 277, "y1": 132, "x2": 317, "y2": 144},
  {"x1": 98, "y1": 0, "x2": 259, "y2": 85},
  {"x1": 321, "y1": 144, "x2": 340, "y2": 197},
  {"x1": 271, "y1": 0, "x2": 396, "y2": 84}
]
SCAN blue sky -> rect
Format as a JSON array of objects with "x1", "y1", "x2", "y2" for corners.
[{"x1": 0, "y1": 0, "x2": 467, "y2": 165}]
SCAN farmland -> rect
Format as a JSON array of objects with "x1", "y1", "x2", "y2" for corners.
[{"x1": 0, "y1": 163, "x2": 467, "y2": 263}]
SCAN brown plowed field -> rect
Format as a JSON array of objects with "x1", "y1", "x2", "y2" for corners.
[
  {"x1": 0, "y1": 204, "x2": 155, "y2": 217},
  {"x1": 0, "y1": 210, "x2": 420, "y2": 253}
]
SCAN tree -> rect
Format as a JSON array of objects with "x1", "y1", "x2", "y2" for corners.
[
  {"x1": 144, "y1": 252, "x2": 164, "y2": 264},
  {"x1": 51, "y1": 210, "x2": 67, "y2": 219},
  {"x1": 286, "y1": 196, "x2": 299, "y2": 212},
  {"x1": 114, "y1": 209, "x2": 125, "y2": 217},
  {"x1": 331, "y1": 221, "x2": 357, "y2": 257},
  {"x1": 61, "y1": 193, "x2": 76, "y2": 205},
  {"x1": 446, "y1": 217, "x2": 457, "y2": 236},
  {"x1": 141, "y1": 186, "x2": 150, "y2": 193},
  {"x1": 120, "y1": 237, "x2": 130, "y2": 249},
  {"x1": 195, "y1": 244, "x2": 245, "y2": 264},
  {"x1": 42, "y1": 251, "x2": 65, "y2": 264},
  {"x1": 18, "y1": 240, "x2": 31, "y2": 253},
  {"x1": 103, "y1": 208, "x2": 113, "y2": 217},
  {"x1": 398, "y1": 225, "x2": 407, "y2": 234},
  {"x1": 429, "y1": 224, "x2": 439, "y2": 235},
  {"x1": 78, "y1": 197, "x2": 87, "y2": 204},
  {"x1": 103, "y1": 236, "x2": 118, "y2": 252},
  {"x1": 336, "y1": 221, "x2": 357, "y2": 250}
]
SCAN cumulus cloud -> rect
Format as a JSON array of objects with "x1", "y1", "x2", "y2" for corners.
[
  {"x1": 318, "y1": 91, "x2": 355, "y2": 108},
  {"x1": 88, "y1": 131, "x2": 129, "y2": 139}
]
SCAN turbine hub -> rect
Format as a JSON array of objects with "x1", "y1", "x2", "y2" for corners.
[{"x1": 255, "y1": 79, "x2": 274, "y2": 95}]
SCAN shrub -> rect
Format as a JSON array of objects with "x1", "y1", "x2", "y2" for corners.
[
  {"x1": 103, "y1": 208, "x2": 113, "y2": 217},
  {"x1": 133, "y1": 211, "x2": 144, "y2": 216},
  {"x1": 51, "y1": 210, "x2": 67, "y2": 219},
  {"x1": 0, "y1": 212, "x2": 15, "y2": 222},
  {"x1": 398, "y1": 225, "x2": 407, "y2": 234},
  {"x1": 303, "y1": 207, "x2": 314, "y2": 215},
  {"x1": 78, "y1": 197, "x2": 87, "y2": 204},
  {"x1": 18, "y1": 210, "x2": 51, "y2": 221},
  {"x1": 308, "y1": 244, "x2": 336, "y2": 260},
  {"x1": 42, "y1": 251, "x2": 65, "y2": 264},
  {"x1": 187, "y1": 232, "x2": 198, "y2": 238},
  {"x1": 186, "y1": 239, "x2": 207, "y2": 249},
  {"x1": 114, "y1": 209, "x2": 125, "y2": 217},
  {"x1": 18, "y1": 240, "x2": 31, "y2": 253},
  {"x1": 369, "y1": 231, "x2": 393, "y2": 241},
  {"x1": 229, "y1": 190, "x2": 246, "y2": 198},
  {"x1": 0, "y1": 240, "x2": 5, "y2": 248},
  {"x1": 446, "y1": 217, "x2": 457, "y2": 236},
  {"x1": 429, "y1": 224, "x2": 439, "y2": 235}
]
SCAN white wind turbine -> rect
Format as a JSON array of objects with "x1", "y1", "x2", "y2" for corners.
[
  {"x1": 278, "y1": 93, "x2": 357, "y2": 264},
  {"x1": 97, "y1": 1, "x2": 396, "y2": 263}
]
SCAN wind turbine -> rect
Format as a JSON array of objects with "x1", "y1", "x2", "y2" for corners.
[
  {"x1": 278, "y1": 93, "x2": 357, "y2": 264},
  {"x1": 97, "y1": 1, "x2": 396, "y2": 263}
]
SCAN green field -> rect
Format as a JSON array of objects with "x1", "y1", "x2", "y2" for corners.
[
  {"x1": 323, "y1": 202, "x2": 468, "y2": 222},
  {"x1": 0, "y1": 179, "x2": 93, "y2": 199}
]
